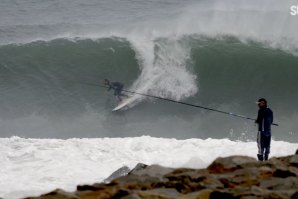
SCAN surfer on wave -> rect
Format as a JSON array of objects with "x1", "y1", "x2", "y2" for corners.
[{"x1": 104, "y1": 79, "x2": 127, "y2": 102}]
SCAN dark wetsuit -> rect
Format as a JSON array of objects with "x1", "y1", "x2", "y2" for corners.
[
  {"x1": 256, "y1": 106, "x2": 273, "y2": 161},
  {"x1": 107, "y1": 82, "x2": 124, "y2": 97}
]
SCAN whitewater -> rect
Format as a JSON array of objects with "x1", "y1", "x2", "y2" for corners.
[{"x1": 0, "y1": 136, "x2": 297, "y2": 199}]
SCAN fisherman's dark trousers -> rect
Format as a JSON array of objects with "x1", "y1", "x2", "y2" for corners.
[{"x1": 257, "y1": 131, "x2": 271, "y2": 161}]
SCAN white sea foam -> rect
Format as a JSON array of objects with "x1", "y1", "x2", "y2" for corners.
[
  {"x1": 0, "y1": 136, "x2": 297, "y2": 199},
  {"x1": 127, "y1": 36, "x2": 198, "y2": 107}
]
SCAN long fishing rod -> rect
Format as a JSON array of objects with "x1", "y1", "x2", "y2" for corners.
[{"x1": 81, "y1": 82, "x2": 279, "y2": 126}]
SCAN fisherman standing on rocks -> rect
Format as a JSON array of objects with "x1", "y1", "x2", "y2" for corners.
[{"x1": 255, "y1": 98, "x2": 273, "y2": 161}]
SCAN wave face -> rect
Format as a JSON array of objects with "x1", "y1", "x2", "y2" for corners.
[
  {"x1": 0, "y1": 0, "x2": 298, "y2": 141},
  {"x1": 0, "y1": 37, "x2": 297, "y2": 141}
]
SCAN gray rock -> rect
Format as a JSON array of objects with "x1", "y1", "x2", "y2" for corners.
[
  {"x1": 260, "y1": 177, "x2": 298, "y2": 190},
  {"x1": 128, "y1": 163, "x2": 148, "y2": 175},
  {"x1": 129, "y1": 164, "x2": 174, "y2": 179},
  {"x1": 290, "y1": 155, "x2": 298, "y2": 167},
  {"x1": 104, "y1": 166, "x2": 131, "y2": 183},
  {"x1": 115, "y1": 173, "x2": 164, "y2": 186},
  {"x1": 105, "y1": 163, "x2": 149, "y2": 184}
]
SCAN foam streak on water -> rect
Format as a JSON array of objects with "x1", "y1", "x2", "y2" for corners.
[{"x1": 0, "y1": 136, "x2": 297, "y2": 199}]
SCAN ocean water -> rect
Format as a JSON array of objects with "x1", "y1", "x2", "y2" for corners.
[{"x1": 0, "y1": 0, "x2": 298, "y2": 198}]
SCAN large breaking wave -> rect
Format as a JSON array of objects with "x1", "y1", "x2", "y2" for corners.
[{"x1": 0, "y1": 36, "x2": 297, "y2": 141}]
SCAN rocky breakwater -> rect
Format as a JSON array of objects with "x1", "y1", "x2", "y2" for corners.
[{"x1": 25, "y1": 151, "x2": 298, "y2": 199}]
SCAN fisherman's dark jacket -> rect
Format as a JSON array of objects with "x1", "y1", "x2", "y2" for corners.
[{"x1": 256, "y1": 107, "x2": 273, "y2": 136}]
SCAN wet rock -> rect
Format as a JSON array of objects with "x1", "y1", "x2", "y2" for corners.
[
  {"x1": 129, "y1": 164, "x2": 174, "y2": 178},
  {"x1": 104, "y1": 166, "x2": 131, "y2": 183},
  {"x1": 77, "y1": 183, "x2": 108, "y2": 191},
  {"x1": 207, "y1": 156, "x2": 257, "y2": 173},
  {"x1": 291, "y1": 191, "x2": 298, "y2": 199},
  {"x1": 182, "y1": 189, "x2": 212, "y2": 199},
  {"x1": 110, "y1": 189, "x2": 131, "y2": 199},
  {"x1": 120, "y1": 194, "x2": 141, "y2": 199},
  {"x1": 273, "y1": 167, "x2": 298, "y2": 178},
  {"x1": 24, "y1": 189, "x2": 78, "y2": 199},
  {"x1": 137, "y1": 188, "x2": 181, "y2": 198},
  {"x1": 128, "y1": 163, "x2": 148, "y2": 175},
  {"x1": 220, "y1": 167, "x2": 272, "y2": 188},
  {"x1": 209, "y1": 190, "x2": 234, "y2": 199},
  {"x1": 260, "y1": 177, "x2": 298, "y2": 190},
  {"x1": 104, "y1": 163, "x2": 148, "y2": 185},
  {"x1": 290, "y1": 155, "x2": 298, "y2": 167}
]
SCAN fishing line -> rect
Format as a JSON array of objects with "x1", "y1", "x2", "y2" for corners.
[{"x1": 81, "y1": 82, "x2": 279, "y2": 126}]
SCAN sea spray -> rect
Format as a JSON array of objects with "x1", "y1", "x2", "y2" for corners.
[{"x1": 128, "y1": 36, "x2": 198, "y2": 108}]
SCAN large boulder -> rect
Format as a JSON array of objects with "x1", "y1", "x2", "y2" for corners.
[
  {"x1": 207, "y1": 156, "x2": 257, "y2": 173},
  {"x1": 24, "y1": 189, "x2": 78, "y2": 199},
  {"x1": 104, "y1": 166, "x2": 131, "y2": 183}
]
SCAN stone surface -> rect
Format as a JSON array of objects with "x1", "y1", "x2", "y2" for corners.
[
  {"x1": 129, "y1": 164, "x2": 174, "y2": 178},
  {"x1": 104, "y1": 166, "x2": 131, "y2": 183},
  {"x1": 24, "y1": 189, "x2": 78, "y2": 199},
  {"x1": 128, "y1": 163, "x2": 148, "y2": 175},
  {"x1": 290, "y1": 155, "x2": 298, "y2": 167},
  {"x1": 207, "y1": 156, "x2": 257, "y2": 173}
]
